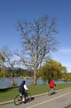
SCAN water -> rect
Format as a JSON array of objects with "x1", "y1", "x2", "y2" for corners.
[
  {"x1": 0, "y1": 77, "x2": 33, "y2": 88},
  {"x1": 0, "y1": 77, "x2": 46, "y2": 88},
  {"x1": 0, "y1": 77, "x2": 71, "y2": 89}
]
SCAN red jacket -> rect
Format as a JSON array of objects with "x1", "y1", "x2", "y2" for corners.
[{"x1": 49, "y1": 80, "x2": 56, "y2": 88}]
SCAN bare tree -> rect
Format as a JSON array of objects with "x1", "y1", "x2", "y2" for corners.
[
  {"x1": 0, "y1": 51, "x2": 6, "y2": 77},
  {"x1": 1, "y1": 47, "x2": 17, "y2": 86},
  {"x1": 17, "y1": 16, "x2": 57, "y2": 84},
  {"x1": 2, "y1": 47, "x2": 17, "y2": 76}
]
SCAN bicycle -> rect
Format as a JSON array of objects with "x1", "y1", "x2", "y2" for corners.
[
  {"x1": 14, "y1": 91, "x2": 34, "y2": 105},
  {"x1": 48, "y1": 86, "x2": 56, "y2": 96}
]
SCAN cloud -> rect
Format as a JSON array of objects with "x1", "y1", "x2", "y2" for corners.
[
  {"x1": 66, "y1": 65, "x2": 71, "y2": 72},
  {"x1": 51, "y1": 48, "x2": 71, "y2": 72},
  {"x1": 59, "y1": 48, "x2": 71, "y2": 53}
]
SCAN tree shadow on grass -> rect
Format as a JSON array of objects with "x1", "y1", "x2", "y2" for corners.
[{"x1": 0, "y1": 87, "x2": 17, "y2": 92}]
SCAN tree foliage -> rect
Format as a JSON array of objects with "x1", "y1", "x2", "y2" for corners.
[{"x1": 39, "y1": 59, "x2": 67, "y2": 81}]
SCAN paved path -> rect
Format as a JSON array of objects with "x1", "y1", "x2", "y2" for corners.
[{"x1": 0, "y1": 88, "x2": 71, "y2": 108}]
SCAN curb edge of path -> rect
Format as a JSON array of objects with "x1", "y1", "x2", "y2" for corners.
[
  {"x1": 0, "y1": 88, "x2": 71, "y2": 106},
  {"x1": 0, "y1": 92, "x2": 49, "y2": 105}
]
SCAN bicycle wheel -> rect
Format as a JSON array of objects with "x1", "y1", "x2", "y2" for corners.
[
  {"x1": 26, "y1": 91, "x2": 34, "y2": 102},
  {"x1": 27, "y1": 91, "x2": 32, "y2": 99},
  {"x1": 48, "y1": 88, "x2": 56, "y2": 96},
  {"x1": 14, "y1": 95, "x2": 22, "y2": 105}
]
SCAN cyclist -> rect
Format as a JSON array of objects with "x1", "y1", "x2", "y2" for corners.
[
  {"x1": 19, "y1": 80, "x2": 28, "y2": 103},
  {"x1": 48, "y1": 79, "x2": 56, "y2": 95}
]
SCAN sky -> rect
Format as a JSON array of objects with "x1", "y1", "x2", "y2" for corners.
[{"x1": 0, "y1": 0, "x2": 71, "y2": 72}]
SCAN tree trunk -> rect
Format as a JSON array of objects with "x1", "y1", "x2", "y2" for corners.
[{"x1": 33, "y1": 70, "x2": 37, "y2": 85}]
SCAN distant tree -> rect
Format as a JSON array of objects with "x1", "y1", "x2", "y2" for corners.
[
  {"x1": 61, "y1": 66, "x2": 68, "y2": 81},
  {"x1": 0, "y1": 51, "x2": 5, "y2": 67},
  {"x1": 39, "y1": 59, "x2": 64, "y2": 81},
  {"x1": 1, "y1": 47, "x2": 16, "y2": 77},
  {"x1": 1, "y1": 47, "x2": 17, "y2": 86},
  {"x1": 0, "y1": 51, "x2": 6, "y2": 77},
  {"x1": 67, "y1": 73, "x2": 71, "y2": 81},
  {"x1": 61, "y1": 66, "x2": 67, "y2": 74},
  {"x1": 17, "y1": 16, "x2": 57, "y2": 84}
]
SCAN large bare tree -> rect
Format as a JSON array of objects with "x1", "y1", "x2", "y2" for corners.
[{"x1": 17, "y1": 16, "x2": 57, "y2": 84}]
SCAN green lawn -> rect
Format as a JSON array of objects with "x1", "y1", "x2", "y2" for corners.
[{"x1": 0, "y1": 83, "x2": 71, "y2": 102}]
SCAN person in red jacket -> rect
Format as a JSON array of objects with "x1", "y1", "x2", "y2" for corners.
[{"x1": 48, "y1": 79, "x2": 56, "y2": 95}]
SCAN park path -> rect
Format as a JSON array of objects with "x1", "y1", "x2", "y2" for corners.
[{"x1": 0, "y1": 88, "x2": 71, "y2": 108}]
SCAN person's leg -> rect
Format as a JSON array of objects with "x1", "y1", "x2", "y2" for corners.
[
  {"x1": 51, "y1": 87, "x2": 56, "y2": 95},
  {"x1": 22, "y1": 95, "x2": 25, "y2": 102},
  {"x1": 19, "y1": 93, "x2": 22, "y2": 100},
  {"x1": 21, "y1": 92, "x2": 26, "y2": 103},
  {"x1": 22, "y1": 91, "x2": 28, "y2": 103},
  {"x1": 24, "y1": 91, "x2": 28, "y2": 102},
  {"x1": 49, "y1": 88, "x2": 54, "y2": 95},
  {"x1": 51, "y1": 88, "x2": 52, "y2": 93}
]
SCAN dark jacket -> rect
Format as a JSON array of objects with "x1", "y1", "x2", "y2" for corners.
[{"x1": 19, "y1": 81, "x2": 25, "y2": 93}]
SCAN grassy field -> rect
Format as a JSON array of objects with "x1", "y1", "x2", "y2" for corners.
[{"x1": 0, "y1": 83, "x2": 71, "y2": 102}]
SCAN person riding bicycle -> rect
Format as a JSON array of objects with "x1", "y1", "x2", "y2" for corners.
[
  {"x1": 19, "y1": 80, "x2": 28, "y2": 103},
  {"x1": 48, "y1": 79, "x2": 56, "y2": 95}
]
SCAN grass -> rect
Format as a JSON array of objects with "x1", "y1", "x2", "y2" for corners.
[
  {"x1": 0, "y1": 83, "x2": 71, "y2": 102},
  {"x1": 65, "y1": 104, "x2": 71, "y2": 108},
  {"x1": 0, "y1": 87, "x2": 18, "y2": 102}
]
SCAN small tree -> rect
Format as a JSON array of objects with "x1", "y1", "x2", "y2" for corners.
[{"x1": 17, "y1": 16, "x2": 57, "y2": 84}]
